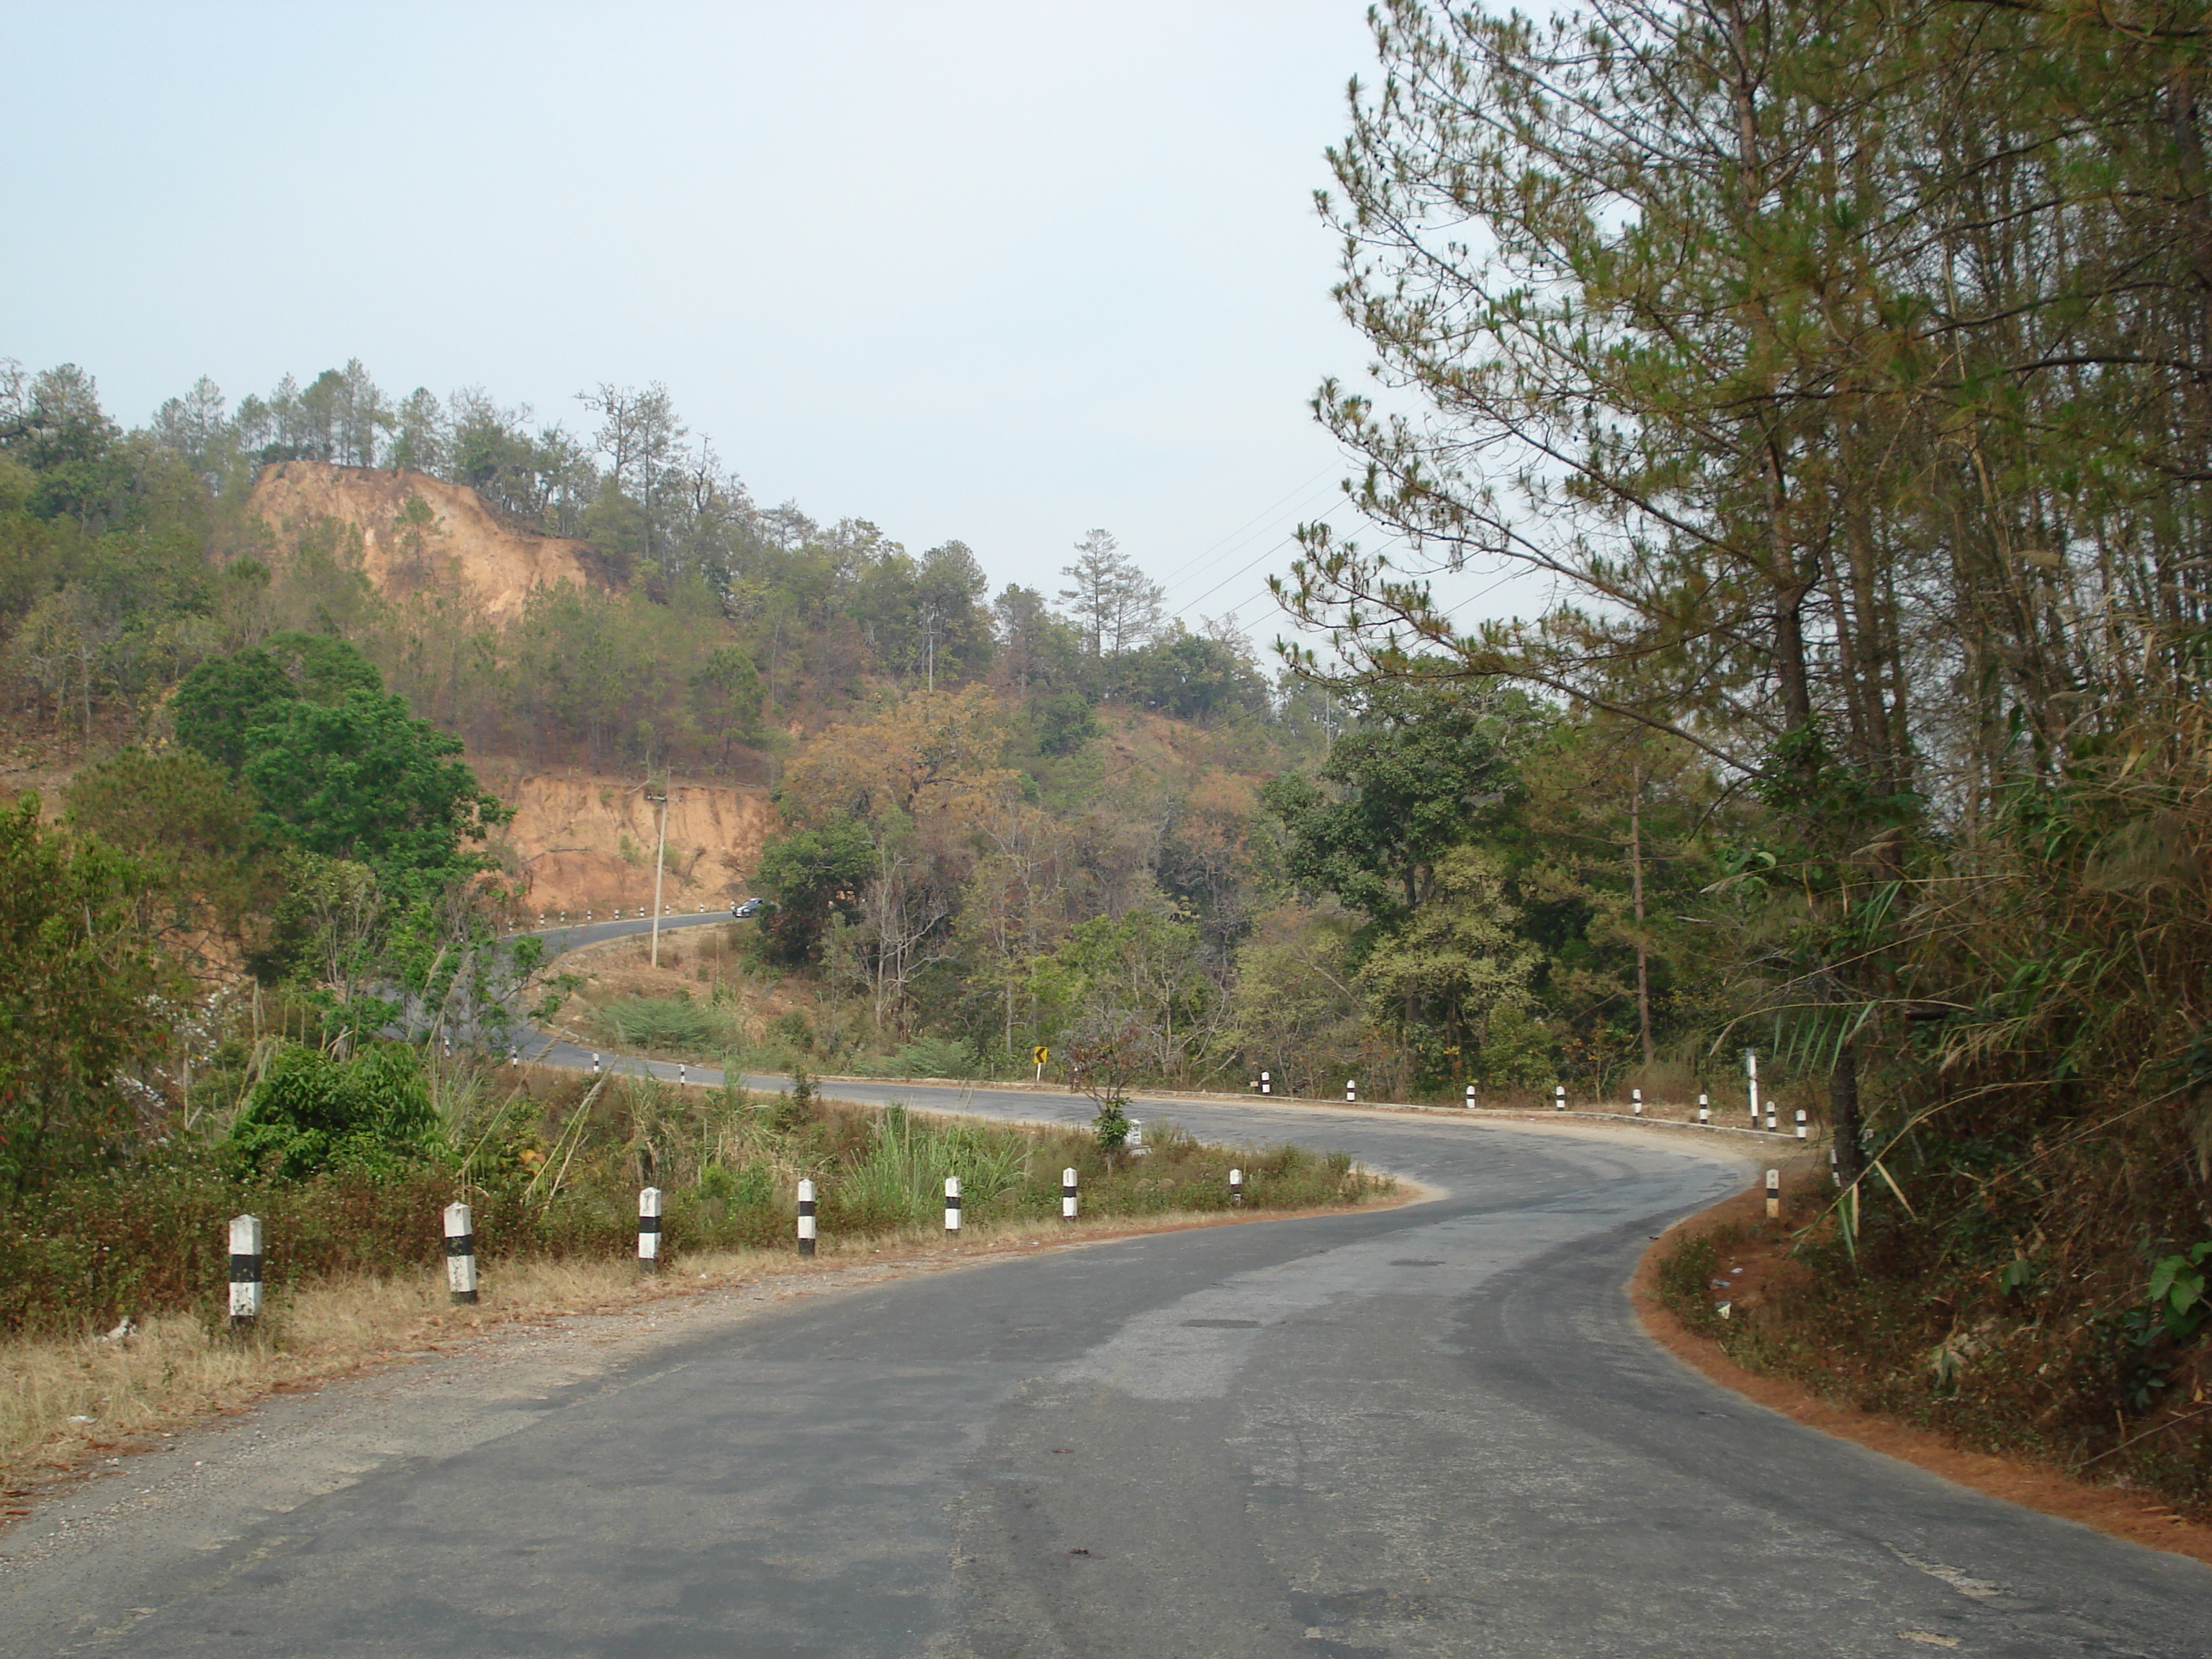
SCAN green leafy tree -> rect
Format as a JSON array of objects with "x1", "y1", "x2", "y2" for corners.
[
  {"x1": 0, "y1": 796, "x2": 173, "y2": 1192},
  {"x1": 1033, "y1": 690, "x2": 1099, "y2": 757},
  {"x1": 1264, "y1": 678, "x2": 1546, "y2": 929},
  {"x1": 243, "y1": 689, "x2": 511, "y2": 904},
  {"x1": 1357, "y1": 847, "x2": 1541, "y2": 1088},
  {"x1": 754, "y1": 819, "x2": 876, "y2": 965},
  {"x1": 689, "y1": 643, "x2": 764, "y2": 763},
  {"x1": 172, "y1": 649, "x2": 300, "y2": 773},
  {"x1": 63, "y1": 747, "x2": 264, "y2": 945}
]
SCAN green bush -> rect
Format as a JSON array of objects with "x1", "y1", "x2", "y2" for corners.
[
  {"x1": 598, "y1": 993, "x2": 731, "y2": 1054},
  {"x1": 225, "y1": 1042, "x2": 443, "y2": 1181},
  {"x1": 862, "y1": 1036, "x2": 975, "y2": 1079}
]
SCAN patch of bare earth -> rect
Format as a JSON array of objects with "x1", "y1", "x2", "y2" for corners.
[{"x1": 1633, "y1": 1176, "x2": 2212, "y2": 1569}]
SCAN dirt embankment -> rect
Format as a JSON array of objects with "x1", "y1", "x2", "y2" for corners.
[
  {"x1": 1635, "y1": 1177, "x2": 2212, "y2": 1569},
  {"x1": 248, "y1": 462, "x2": 619, "y2": 626},
  {"x1": 474, "y1": 763, "x2": 778, "y2": 918}
]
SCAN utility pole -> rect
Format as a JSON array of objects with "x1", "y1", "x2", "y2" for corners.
[{"x1": 648, "y1": 782, "x2": 671, "y2": 968}]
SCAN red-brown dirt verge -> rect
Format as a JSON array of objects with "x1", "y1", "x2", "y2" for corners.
[{"x1": 1633, "y1": 1176, "x2": 2212, "y2": 1568}]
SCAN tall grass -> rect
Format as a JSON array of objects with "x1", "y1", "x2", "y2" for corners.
[{"x1": 0, "y1": 1065, "x2": 1393, "y2": 1338}]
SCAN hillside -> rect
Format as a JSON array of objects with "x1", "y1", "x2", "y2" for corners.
[
  {"x1": 248, "y1": 462, "x2": 619, "y2": 626},
  {"x1": 475, "y1": 761, "x2": 778, "y2": 917}
]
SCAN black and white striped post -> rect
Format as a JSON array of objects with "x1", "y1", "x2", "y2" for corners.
[
  {"x1": 1697, "y1": 1092, "x2": 1710, "y2": 1124},
  {"x1": 1554, "y1": 1084, "x2": 1567, "y2": 1112},
  {"x1": 1260, "y1": 1070, "x2": 1272, "y2": 1096},
  {"x1": 1346, "y1": 1079, "x2": 1357, "y2": 1103},
  {"x1": 1766, "y1": 1101, "x2": 1779, "y2": 1133},
  {"x1": 1631, "y1": 1087, "x2": 1644, "y2": 1117},
  {"x1": 1794, "y1": 1108, "x2": 1808, "y2": 1141},
  {"x1": 1764, "y1": 1168, "x2": 1781, "y2": 1220},
  {"x1": 797, "y1": 1179, "x2": 817, "y2": 1256},
  {"x1": 944, "y1": 1177, "x2": 961, "y2": 1235},
  {"x1": 1061, "y1": 1168, "x2": 1078, "y2": 1221},
  {"x1": 509, "y1": 1047, "x2": 518, "y2": 1069},
  {"x1": 592, "y1": 1052, "x2": 601, "y2": 1075},
  {"x1": 677, "y1": 1063, "x2": 688, "y2": 1086},
  {"x1": 228, "y1": 1213, "x2": 264, "y2": 1328},
  {"x1": 637, "y1": 1187, "x2": 662, "y2": 1271},
  {"x1": 1463, "y1": 1084, "x2": 1476, "y2": 1109},
  {"x1": 1229, "y1": 1167, "x2": 1244, "y2": 1205},
  {"x1": 444, "y1": 1201, "x2": 479, "y2": 1304}
]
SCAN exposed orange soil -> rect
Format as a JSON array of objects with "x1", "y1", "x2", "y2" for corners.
[{"x1": 248, "y1": 462, "x2": 614, "y2": 626}]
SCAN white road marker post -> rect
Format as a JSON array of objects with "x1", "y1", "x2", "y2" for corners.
[
  {"x1": 1745, "y1": 1048, "x2": 1761, "y2": 1127},
  {"x1": 1795, "y1": 1108, "x2": 1808, "y2": 1141},
  {"x1": 1346, "y1": 1079, "x2": 1357, "y2": 1103},
  {"x1": 678, "y1": 1063, "x2": 688, "y2": 1086},
  {"x1": 228, "y1": 1214, "x2": 264, "y2": 1329},
  {"x1": 1554, "y1": 1084, "x2": 1567, "y2": 1112},
  {"x1": 1229, "y1": 1167, "x2": 1244, "y2": 1205},
  {"x1": 1260, "y1": 1070, "x2": 1271, "y2": 1096},
  {"x1": 444, "y1": 1202, "x2": 479, "y2": 1305},
  {"x1": 592, "y1": 1052, "x2": 601, "y2": 1075},
  {"x1": 1464, "y1": 1084, "x2": 1477, "y2": 1109},
  {"x1": 637, "y1": 1187, "x2": 662, "y2": 1272},
  {"x1": 797, "y1": 1179, "x2": 817, "y2": 1256},
  {"x1": 1764, "y1": 1169, "x2": 1781, "y2": 1220},
  {"x1": 944, "y1": 1177, "x2": 961, "y2": 1235},
  {"x1": 1061, "y1": 1168, "x2": 1078, "y2": 1221},
  {"x1": 1632, "y1": 1087, "x2": 1644, "y2": 1117}
]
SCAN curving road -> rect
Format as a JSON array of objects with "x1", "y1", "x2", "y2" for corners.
[{"x1": 7, "y1": 914, "x2": 2209, "y2": 1655}]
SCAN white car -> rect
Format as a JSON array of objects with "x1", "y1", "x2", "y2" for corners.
[{"x1": 733, "y1": 897, "x2": 763, "y2": 919}]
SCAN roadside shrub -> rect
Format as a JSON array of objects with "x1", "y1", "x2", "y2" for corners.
[
  {"x1": 225, "y1": 1042, "x2": 442, "y2": 1180},
  {"x1": 598, "y1": 993, "x2": 730, "y2": 1054}
]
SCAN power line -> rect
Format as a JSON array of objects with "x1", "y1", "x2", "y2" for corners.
[{"x1": 1152, "y1": 467, "x2": 1344, "y2": 597}]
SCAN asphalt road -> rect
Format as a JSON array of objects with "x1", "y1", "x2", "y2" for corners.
[{"x1": 9, "y1": 914, "x2": 2210, "y2": 1656}]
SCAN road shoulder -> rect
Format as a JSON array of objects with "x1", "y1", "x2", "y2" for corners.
[{"x1": 1632, "y1": 1181, "x2": 2212, "y2": 1569}]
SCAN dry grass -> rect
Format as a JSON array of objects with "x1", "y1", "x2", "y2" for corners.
[{"x1": 0, "y1": 1199, "x2": 1404, "y2": 1507}]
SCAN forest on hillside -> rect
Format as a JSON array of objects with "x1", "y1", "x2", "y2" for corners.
[{"x1": 0, "y1": 347, "x2": 1703, "y2": 1126}]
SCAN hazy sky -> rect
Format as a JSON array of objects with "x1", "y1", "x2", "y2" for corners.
[{"x1": 6, "y1": 2, "x2": 1543, "y2": 642}]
